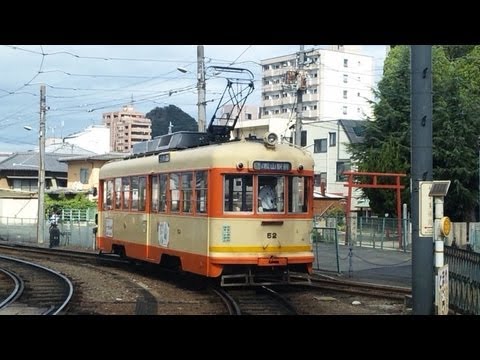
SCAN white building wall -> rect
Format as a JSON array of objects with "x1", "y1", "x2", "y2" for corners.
[
  {"x1": 233, "y1": 117, "x2": 291, "y2": 141},
  {"x1": 63, "y1": 125, "x2": 110, "y2": 155},
  {"x1": 319, "y1": 50, "x2": 373, "y2": 121},
  {"x1": 261, "y1": 46, "x2": 374, "y2": 122},
  {"x1": 0, "y1": 198, "x2": 37, "y2": 220}
]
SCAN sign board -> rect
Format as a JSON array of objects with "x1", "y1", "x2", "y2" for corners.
[
  {"x1": 435, "y1": 264, "x2": 449, "y2": 315},
  {"x1": 419, "y1": 181, "x2": 434, "y2": 237}
]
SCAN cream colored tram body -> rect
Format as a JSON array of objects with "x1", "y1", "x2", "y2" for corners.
[{"x1": 97, "y1": 135, "x2": 314, "y2": 285}]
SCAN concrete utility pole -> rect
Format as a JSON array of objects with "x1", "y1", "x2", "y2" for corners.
[
  {"x1": 295, "y1": 45, "x2": 306, "y2": 146},
  {"x1": 411, "y1": 46, "x2": 433, "y2": 315},
  {"x1": 38, "y1": 84, "x2": 46, "y2": 245},
  {"x1": 197, "y1": 45, "x2": 206, "y2": 132}
]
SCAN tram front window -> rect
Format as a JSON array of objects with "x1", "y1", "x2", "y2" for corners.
[
  {"x1": 224, "y1": 175, "x2": 253, "y2": 212},
  {"x1": 258, "y1": 175, "x2": 284, "y2": 212}
]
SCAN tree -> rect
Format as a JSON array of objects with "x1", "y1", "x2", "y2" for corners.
[
  {"x1": 349, "y1": 45, "x2": 480, "y2": 221},
  {"x1": 146, "y1": 105, "x2": 198, "y2": 138}
]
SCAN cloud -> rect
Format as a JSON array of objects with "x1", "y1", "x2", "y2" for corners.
[{"x1": 0, "y1": 45, "x2": 386, "y2": 152}]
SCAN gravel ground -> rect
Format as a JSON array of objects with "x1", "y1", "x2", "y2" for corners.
[{"x1": 0, "y1": 250, "x2": 408, "y2": 315}]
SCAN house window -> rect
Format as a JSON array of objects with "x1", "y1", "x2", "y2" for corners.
[
  {"x1": 329, "y1": 132, "x2": 336, "y2": 146},
  {"x1": 246, "y1": 113, "x2": 252, "y2": 120},
  {"x1": 336, "y1": 161, "x2": 351, "y2": 182},
  {"x1": 314, "y1": 173, "x2": 327, "y2": 187},
  {"x1": 343, "y1": 59, "x2": 348, "y2": 67},
  {"x1": 301, "y1": 130, "x2": 307, "y2": 147},
  {"x1": 342, "y1": 106, "x2": 348, "y2": 115},
  {"x1": 343, "y1": 74, "x2": 348, "y2": 83},
  {"x1": 294, "y1": 130, "x2": 307, "y2": 147},
  {"x1": 314, "y1": 139, "x2": 327, "y2": 153},
  {"x1": 343, "y1": 90, "x2": 348, "y2": 99},
  {"x1": 13, "y1": 179, "x2": 37, "y2": 191},
  {"x1": 80, "y1": 168, "x2": 89, "y2": 184}
]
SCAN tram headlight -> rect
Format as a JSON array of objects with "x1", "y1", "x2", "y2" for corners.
[{"x1": 264, "y1": 132, "x2": 278, "y2": 148}]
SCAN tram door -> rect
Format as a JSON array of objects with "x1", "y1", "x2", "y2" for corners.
[{"x1": 148, "y1": 174, "x2": 168, "y2": 261}]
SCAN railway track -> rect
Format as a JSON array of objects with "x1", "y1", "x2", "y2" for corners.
[
  {"x1": 213, "y1": 285, "x2": 297, "y2": 315},
  {"x1": 308, "y1": 273, "x2": 411, "y2": 300},
  {"x1": 0, "y1": 254, "x2": 74, "y2": 315}
]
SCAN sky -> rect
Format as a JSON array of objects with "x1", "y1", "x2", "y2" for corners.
[{"x1": 0, "y1": 45, "x2": 388, "y2": 153}]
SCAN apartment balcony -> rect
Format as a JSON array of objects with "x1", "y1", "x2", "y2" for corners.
[
  {"x1": 301, "y1": 93, "x2": 319, "y2": 102},
  {"x1": 263, "y1": 98, "x2": 296, "y2": 108},
  {"x1": 263, "y1": 68, "x2": 292, "y2": 78},
  {"x1": 262, "y1": 83, "x2": 284, "y2": 93}
]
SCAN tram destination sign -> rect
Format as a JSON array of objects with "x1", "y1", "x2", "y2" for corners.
[{"x1": 253, "y1": 161, "x2": 291, "y2": 171}]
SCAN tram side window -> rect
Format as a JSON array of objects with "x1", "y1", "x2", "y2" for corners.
[
  {"x1": 122, "y1": 177, "x2": 131, "y2": 210},
  {"x1": 131, "y1": 176, "x2": 139, "y2": 210},
  {"x1": 170, "y1": 173, "x2": 180, "y2": 212},
  {"x1": 196, "y1": 171, "x2": 208, "y2": 213},
  {"x1": 104, "y1": 180, "x2": 114, "y2": 210},
  {"x1": 114, "y1": 178, "x2": 122, "y2": 210},
  {"x1": 138, "y1": 176, "x2": 146, "y2": 211},
  {"x1": 182, "y1": 172, "x2": 193, "y2": 213},
  {"x1": 159, "y1": 174, "x2": 167, "y2": 212},
  {"x1": 258, "y1": 175, "x2": 285, "y2": 212},
  {"x1": 287, "y1": 176, "x2": 308, "y2": 213},
  {"x1": 152, "y1": 175, "x2": 159, "y2": 212},
  {"x1": 224, "y1": 175, "x2": 253, "y2": 212}
]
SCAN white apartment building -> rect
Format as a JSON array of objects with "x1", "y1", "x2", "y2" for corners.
[
  {"x1": 261, "y1": 45, "x2": 373, "y2": 122},
  {"x1": 260, "y1": 46, "x2": 375, "y2": 210}
]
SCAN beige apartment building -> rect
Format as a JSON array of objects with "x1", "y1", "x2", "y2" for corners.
[{"x1": 102, "y1": 105, "x2": 152, "y2": 153}]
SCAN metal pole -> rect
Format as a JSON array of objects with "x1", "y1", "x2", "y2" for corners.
[
  {"x1": 295, "y1": 45, "x2": 305, "y2": 146},
  {"x1": 411, "y1": 46, "x2": 434, "y2": 315},
  {"x1": 38, "y1": 84, "x2": 46, "y2": 245},
  {"x1": 197, "y1": 45, "x2": 206, "y2": 132}
]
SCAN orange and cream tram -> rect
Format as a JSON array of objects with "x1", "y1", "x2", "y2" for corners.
[{"x1": 96, "y1": 131, "x2": 314, "y2": 285}]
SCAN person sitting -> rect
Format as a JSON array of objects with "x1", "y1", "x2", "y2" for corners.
[{"x1": 259, "y1": 185, "x2": 277, "y2": 211}]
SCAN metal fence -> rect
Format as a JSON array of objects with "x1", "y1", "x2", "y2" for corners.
[
  {"x1": 312, "y1": 216, "x2": 412, "y2": 287},
  {"x1": 0, "y1": 208, "x2": 97, "y2": 250},
  {"x1": 445, "y1": 245, "x2": 480, "y2": 315},
  {"x1": 314, "y1": 216, "x2": 410, "y2": 251}
]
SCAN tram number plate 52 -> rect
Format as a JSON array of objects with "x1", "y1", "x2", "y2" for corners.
[{"x1": 266, "y1": 232, "x2": 277, "y2": 239}]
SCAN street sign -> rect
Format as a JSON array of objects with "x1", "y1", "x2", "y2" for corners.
[
  {"x1": 419, "y1": 181, "x2": 434, "y2": 237},
  {"x1": 435, "y1": 264, "x2": 449, "y2": 315}
]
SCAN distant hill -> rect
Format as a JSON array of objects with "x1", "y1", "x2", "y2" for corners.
[{"x1": 146, "y1": 105, "x2": 198, "y2": 138}]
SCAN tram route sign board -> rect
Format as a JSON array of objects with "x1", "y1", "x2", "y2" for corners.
[{"x1": 419, "y1": 181, "x2": 434, "y2": 237}]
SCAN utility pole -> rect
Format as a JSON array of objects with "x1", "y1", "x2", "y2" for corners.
[
  {"x1": 197, "y1": 45, "x2": 206, "y2": 132},
  {"x1": 295, "y1": 45, "x2": 306, "y2": 146},
  {"x1": 38, "y1": 84, "x2": 46, "y2": 245},
  {"x1": 411, "y1": 46, "x2": 433, "y2": 314}
]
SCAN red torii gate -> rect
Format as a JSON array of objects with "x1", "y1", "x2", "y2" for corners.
[{"x1": 343, "y1": 171, "x2": 406, "y2": 248}]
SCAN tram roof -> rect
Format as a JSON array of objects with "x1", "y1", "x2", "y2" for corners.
[{"x1": 99, "y1": 139, "x2": 314, "y2": 178}]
